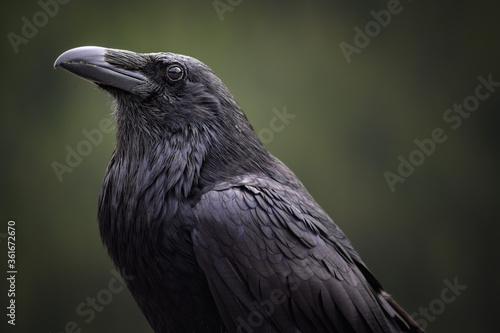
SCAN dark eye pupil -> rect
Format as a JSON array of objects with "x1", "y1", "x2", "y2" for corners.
[{"x1": 167, "y1": 65, "x2": 183, "y2": 81}]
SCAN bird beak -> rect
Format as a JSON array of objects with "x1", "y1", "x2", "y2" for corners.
[{"x1": 54, "y1": 46, "x2": 148, "y2": 94}]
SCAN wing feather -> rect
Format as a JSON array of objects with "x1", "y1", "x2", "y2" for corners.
[{"x1": 190, "y1": 178, "x2": 419, "y2": 332}]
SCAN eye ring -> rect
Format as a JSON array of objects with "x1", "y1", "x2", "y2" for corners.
[{"x1": 167, "y1": 64, "x2": 184, "y2": 81}]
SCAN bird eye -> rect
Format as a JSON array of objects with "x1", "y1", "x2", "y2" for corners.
[{"x1": 167, "y1": 65, "x2": 184, "y2": 81}]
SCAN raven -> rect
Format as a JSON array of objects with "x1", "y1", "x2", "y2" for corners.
[{"x1": 54, "y1": 46, "x2": 423, "y2": 333}]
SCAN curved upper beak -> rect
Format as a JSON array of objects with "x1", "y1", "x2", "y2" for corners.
[{"x1": 54, "y1": 46, "x2": 148, "y2": 94}]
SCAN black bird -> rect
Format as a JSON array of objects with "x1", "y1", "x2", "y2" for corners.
[{"x1": 54, "y1": 46, "x2": 423, "y2": 333}]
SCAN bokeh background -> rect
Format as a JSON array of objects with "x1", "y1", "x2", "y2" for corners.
[{"x1": 1, "y1": 0, "x2": 499, "y2": 332}]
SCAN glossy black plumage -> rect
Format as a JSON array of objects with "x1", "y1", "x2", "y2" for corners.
[{"x1": 55, "y1": 46, "x2": 424, "y2": 333}]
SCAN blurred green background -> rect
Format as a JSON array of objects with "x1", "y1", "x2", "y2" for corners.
[{"x1": 1, "y1": 0, "x2": 499, "y2": 332}]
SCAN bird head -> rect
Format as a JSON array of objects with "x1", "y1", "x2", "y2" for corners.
[
  {"x1": 54, "y1": 46, "x2": 275, "y2": 185},
  {"x1": 55, "y1": 46, "x2": 249, "y2": 138}
]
